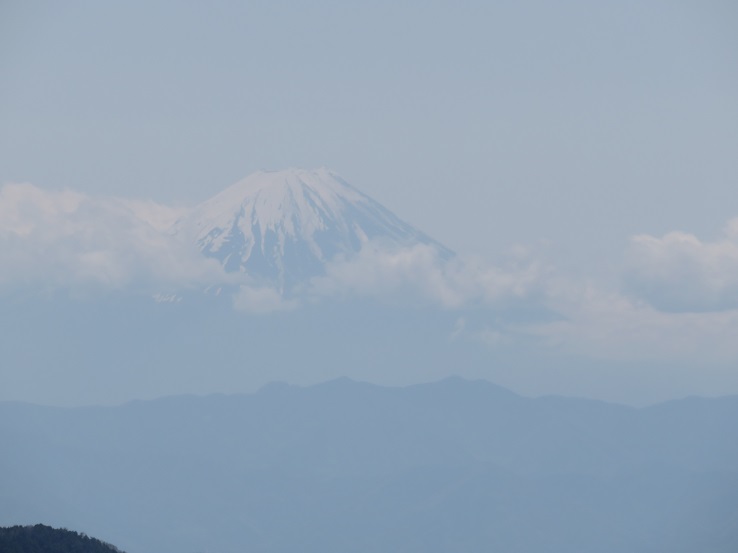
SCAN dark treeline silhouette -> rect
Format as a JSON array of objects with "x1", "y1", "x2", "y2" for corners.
[{"x1": 0, "y1": 524, "x2": 124, "y2": 553}]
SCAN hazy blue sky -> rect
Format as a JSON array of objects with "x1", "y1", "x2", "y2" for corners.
[
  {"x1": 2, "y1": 1, "x2": 738, "y2": 405},
  {"x1": 2, "y1": 0, "x2": 737, "y2": 261}
]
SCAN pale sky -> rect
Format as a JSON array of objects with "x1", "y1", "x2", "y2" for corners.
[
  {"x1": 2, "y1": 1, "x2": 737, "y2": 260},
  {"x1": 2, "y1": 1, "x2": 738, "y2": 405}
]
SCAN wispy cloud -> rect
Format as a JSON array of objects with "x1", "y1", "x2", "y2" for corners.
[
  {"x1": 233, "y1": 284, "x2": 299, "y2": 314},
  {"x1": 0, "y1": 183, "x2": 227, "y2": 295},
  {"x1": 528, "y1": 283, "x2": 738, "y2": 364},
  {"x1": 0, "y1": 183, "x2": 548, "y2": 312},
  {"x1": 5, "y1": 182, "x2": 738, "y2": 368},
  {"x1": 307, "y1": 241, "x2": 548, "y2": 309}
]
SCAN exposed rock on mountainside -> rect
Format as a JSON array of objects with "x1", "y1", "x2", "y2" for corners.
[{"x1": 175, "y1": 168, "x2": 449, "y2": 290}]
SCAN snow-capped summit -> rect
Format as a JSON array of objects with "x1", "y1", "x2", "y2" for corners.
[{"x1": 176, "y1": 168, "x2": 447, "y2": 290}]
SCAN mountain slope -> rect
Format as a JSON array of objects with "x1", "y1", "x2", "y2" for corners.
[
  {"x1": 0, "y1": 525, "x2": 124, "y2": 553},
  {"x1": 175, "y1": 168, "x2": 449, "y2": 290}
]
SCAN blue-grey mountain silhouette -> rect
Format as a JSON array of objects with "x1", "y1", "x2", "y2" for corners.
[{"x1": 2, "y1": 378, "x2": 736, "y2": 553}]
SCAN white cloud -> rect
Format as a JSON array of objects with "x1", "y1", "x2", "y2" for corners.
[
  {"x1": 0, "y1": 184, "x2": 550, "y2": 311},
  {"x1": 7, "y1": 182, "x2": 737, "y2": 368},
  {"x1": 117, "y1": 198, "x2": 190, "y2": 232},
  {"x1": 528, "y1": 282, "x2": 738, "y2": 364},
  {"x1": 4, "y1": 182, "x2": 738, "y2": 381},
  {"x1": 526, "y1": 217, "x2": 738, "y2": 364},
  {"x1": 308, "y1": 241, "x2": 548, "y2": 309},
  {"x1": 233, "y1": 285, "x2": 299, "y2": 314},
  {"x1": 436, "y1": 263, "x2": 738, "y2": 366},
  {"x1": 624, "y1": 219, "x2": 738, "y2": 312},
  {"x1": 0, "y1": 183, "x2": 228, "y2": 294}
]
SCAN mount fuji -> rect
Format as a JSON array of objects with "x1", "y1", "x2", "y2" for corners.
[{"x1": 175, "y1": 168, "x2": 450, "y2": 291}]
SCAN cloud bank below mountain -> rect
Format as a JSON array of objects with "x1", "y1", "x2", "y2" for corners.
[
  {"x1": 0, "y1": 183, "x2": 226, "y2": 294},
  {"x1": 0, "y1": 178, "x2": 548, "y2": 314},
  {"x1": 2, "y1": 177, "x2": 738, "y2": 384}
]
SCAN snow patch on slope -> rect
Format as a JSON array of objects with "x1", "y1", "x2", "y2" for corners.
[{"x1": 176, "y1": 168, "x2": 447, "y2": 290}]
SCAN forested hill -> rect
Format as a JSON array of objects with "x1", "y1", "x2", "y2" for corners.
[{"x1": 0, "y1": 525, "x2": 124, "y2": 553}]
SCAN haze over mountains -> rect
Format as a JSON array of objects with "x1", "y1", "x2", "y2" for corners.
[
  {"x1": 0, "y1": 168, "x2": 548, "y2": 405},
  {"x1": 2, "y1": 378, "x2": 737, "y2": 553},
  {"x1": 4, "y1": 4, "x2": 736, "y2": 552},
  {"x1": 2, "y1": 171, "x2": 738, "y2": 551},
  {"x1": 2, "y1": 168, "x2": 738, "y2": 405}
]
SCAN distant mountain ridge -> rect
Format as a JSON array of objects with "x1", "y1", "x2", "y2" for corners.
[
  {"x1": 2, "y1": 377, "x2": 737, "y2": 553},
  {"x1": 174, "y1": 168, "x2": 449, "y2": 290}
]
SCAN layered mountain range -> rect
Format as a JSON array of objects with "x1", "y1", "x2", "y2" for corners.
[{"x1": 2, "y1": 378, "x2": 737, "y2": 553}]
